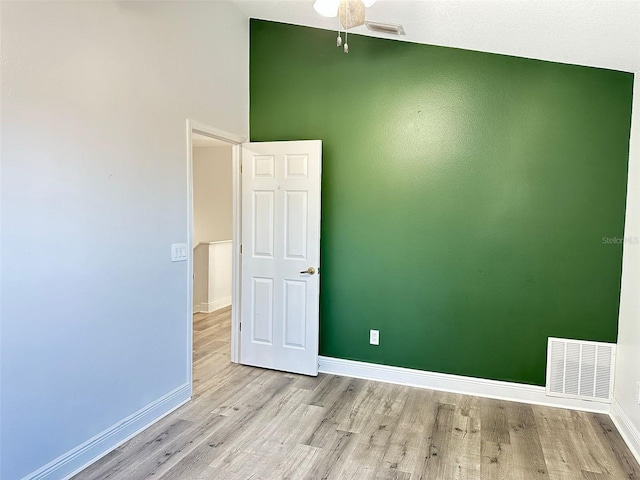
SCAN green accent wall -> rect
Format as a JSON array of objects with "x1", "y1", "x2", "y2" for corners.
[{"x1": 250, "y1": 20, "x2": 634, "y2": 386}]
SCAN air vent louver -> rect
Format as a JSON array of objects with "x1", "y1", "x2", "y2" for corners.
[
  {"x1": 364, "y1": 21, "x2": 405, "y2": 35},
  {"x1": 546, "y1": 337, "x2": 615, "y2": 403}
]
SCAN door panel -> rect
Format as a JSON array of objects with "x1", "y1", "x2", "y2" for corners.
[
  {"x1": 284, "y1": 279, "x2": 306, "y2": 348},
  {"x1": 284, "y1": 191, "x2": 308, "y2": 259},
  {"x1": 253, "y1": 191, "x2": 274, "y2": 257},
  {"x1": 251, "y1": 277, "x2": 274, "y2": 344},
  {"x1": 241, "y1": 140, "x2": 321, "y2": 376}
]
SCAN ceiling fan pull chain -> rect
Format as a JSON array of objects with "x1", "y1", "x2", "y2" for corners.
[
  {"x1": 344, "y1": 0, "x2": 349, "y2": 53},
  {"x1": 337, "y1": 10, "x2": 342, "y2": 47}
]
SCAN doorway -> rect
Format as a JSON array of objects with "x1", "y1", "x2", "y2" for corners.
[
  {"x1": 192, "y1": 134, "x2": 232, "y2": 315},
  {"x1": 186, "y1": 120, "x2": 244, "y2": 395}
]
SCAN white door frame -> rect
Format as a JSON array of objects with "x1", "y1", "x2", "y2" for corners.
[{"x1": 186, "y1": 119, "x2": 245, "y2": 391}]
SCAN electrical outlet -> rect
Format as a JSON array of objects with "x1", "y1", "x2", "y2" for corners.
[
  {"x1": 370, "y1": 329, "x2": 379, "y2": 346},
  {"x1": 635, "y1": 382, "x2": 640, "y2": 405}
]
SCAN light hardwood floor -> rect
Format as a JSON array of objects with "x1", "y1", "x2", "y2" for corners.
[{"x1": 74, "y1": 308, "x2": 640, "y2": 479}]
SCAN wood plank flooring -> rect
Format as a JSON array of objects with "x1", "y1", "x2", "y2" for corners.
[{"x1": 74, "y1": 308, "x2": 640, "y2": 479}]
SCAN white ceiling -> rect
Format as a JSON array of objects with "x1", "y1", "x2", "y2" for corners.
[{"x1": 232, "y1": 0, "x2": 640, "y2": 73}]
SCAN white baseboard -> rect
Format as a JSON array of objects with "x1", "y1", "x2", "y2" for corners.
[
  {"x1": 318, "y1": 356, "x2": 610, "y2": 414},
  {"x1": 195, "y1": 296, "x2": 232, "y2": 313},
  {"x1": 23, "y1": 383, "x2": 191, "y2": 480},
  {"x1": 610, "y1": 398, "x2": 640, "y2": 466}
]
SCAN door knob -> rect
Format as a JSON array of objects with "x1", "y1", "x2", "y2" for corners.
[{"x1": 300, "y1": 267, "x2": 316, "y2": 275}]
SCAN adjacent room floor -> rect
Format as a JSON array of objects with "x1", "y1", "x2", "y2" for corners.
[{"x1": 74, "y1": 308, "x2": 640, "y2": 479}]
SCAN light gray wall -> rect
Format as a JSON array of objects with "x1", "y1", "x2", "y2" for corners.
[
  {"x1": 193, "y1": 146, "x2": 233, "y2": 245},
  {"x1": 614, "y1": 74, "x2": 640, "y2": 458},
  {"x1": 0, "y1": 2, "x2": 248, "y2": 478}
]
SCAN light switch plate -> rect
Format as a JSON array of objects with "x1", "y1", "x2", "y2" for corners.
[
  {"x1": 171, "y1": 243, "x2": 188, "y2": 262},
  {"x1": 370, "y1": 329, "x2": 379, "y2": 346}
]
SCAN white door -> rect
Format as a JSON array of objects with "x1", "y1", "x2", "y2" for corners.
[{"x1": 240, "y1": 140, "x2": 322, "y2": 376}]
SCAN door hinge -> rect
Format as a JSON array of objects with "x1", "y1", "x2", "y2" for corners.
[
  {"x1": 240, "y1": 244, "x2": 243, "y2": 254},
  {"x1": 239, "y1": 322, "x2": 242, "y2": 331},
  {"x1": 240, "y1": 162, "x2": 243, "y2": 174}
]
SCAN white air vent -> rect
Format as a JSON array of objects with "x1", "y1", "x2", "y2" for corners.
[
  {"x1": 546, "y1": 337, "x2": 615, "y2": 403},
  {"x1": 364, "y1": 21, "x2": 405, "y2": 36}
]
